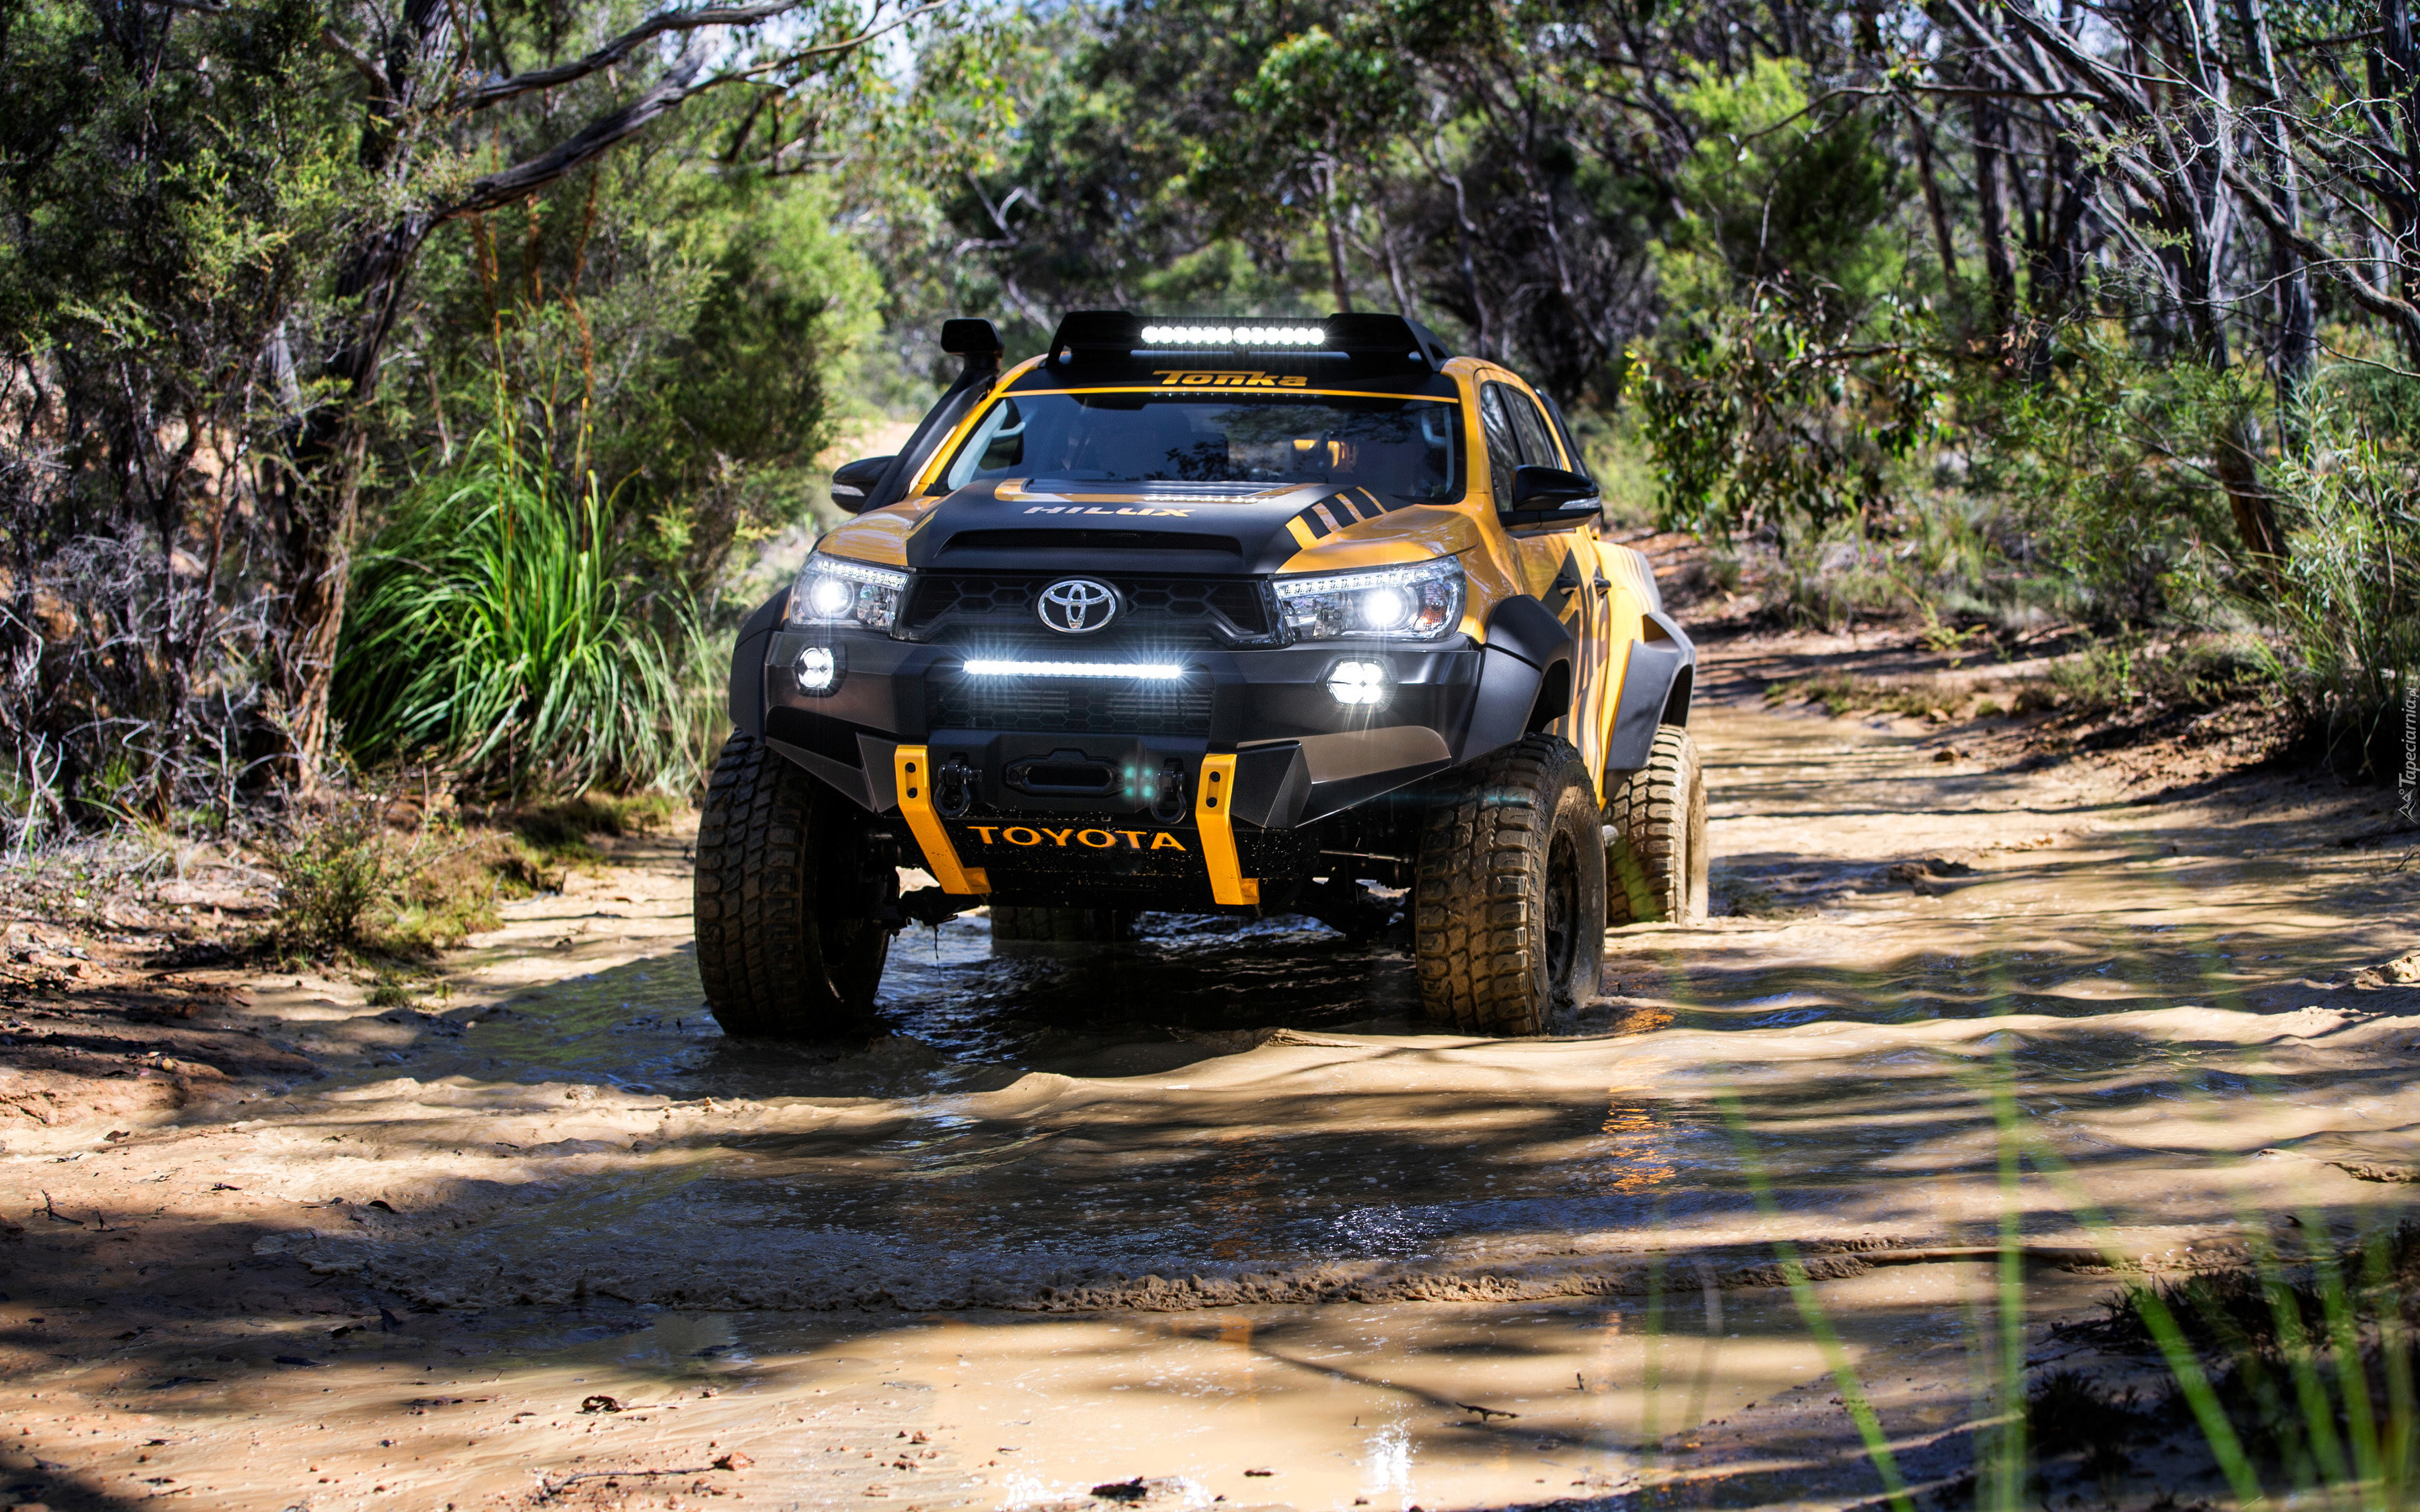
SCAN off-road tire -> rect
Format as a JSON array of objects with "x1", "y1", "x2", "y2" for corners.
[
  {"x1": 1605, "y1": 724, "x2": 1710, "y2": 927},
  {"x1": 1413, "y1": 734, "x2": 1607, "y2": 1035},
  {"x1": 988, "y1": 906, "x2": 1138, "y2": 944},
  {"x1": 693, "y1": 735, "x2": 893, "y2": 1037}
]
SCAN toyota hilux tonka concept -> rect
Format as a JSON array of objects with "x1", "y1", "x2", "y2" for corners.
[{"x1": 698, "y1": 312, "x2": 1707, "y2": 1037}]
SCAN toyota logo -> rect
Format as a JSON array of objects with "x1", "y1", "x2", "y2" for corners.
[{"x1": 1037, "y1": 578, "x2": 1118, "y2": 634}]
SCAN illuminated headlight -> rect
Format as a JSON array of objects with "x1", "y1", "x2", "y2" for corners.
[
  {"x1": 793, "y1": 644, "x2": 839, "y2": 694},
  {"x1": 1327, "y1": 659, "x2": 1392, "y2": 706},
  {"x1": 1138, "y1": 323, "x2": 1327, "y2": 347},
  {"x1": 787, "y1": 553, "x2": 908, "y2": 633},
  {"x1": 1276, "y1": 559, "x2": 1464, "y2": 641}
]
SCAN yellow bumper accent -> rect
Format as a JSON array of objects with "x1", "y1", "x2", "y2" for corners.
[
  {"x1": 1194, "y1": 753, "x2": 1259, "y2": 906},
  {"x1": 893, "y1": 746, "x2": 987, "y2": 895}
]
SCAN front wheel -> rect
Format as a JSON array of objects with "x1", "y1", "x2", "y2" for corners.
[
  {"x1": 1412, "y1": 734, "x2": 1607, "y2": 1036},
  {"x1": 693, "y1": 735, "x2": 894, "y2": 1038},
  {"x1": 1605, "y1": 724, "x2": 1710, "y2": 927}
]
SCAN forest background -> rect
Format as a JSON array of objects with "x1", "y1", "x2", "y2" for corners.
[{"x1": 4, "y1": 0, "x2": 2417, "y2": 858}]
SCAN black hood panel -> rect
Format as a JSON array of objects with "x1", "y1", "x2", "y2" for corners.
[{"x1": 904, "y1": 480, "x2": 1337, "y2": 575}]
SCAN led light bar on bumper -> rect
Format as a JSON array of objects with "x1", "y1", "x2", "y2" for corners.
[
  {"x1": 789, "y1": 553, "x2": 908, "y2": 633},
  {"x1": 960, "y1": 659, "x2": 1186, "y2": 679},
  {"x1": 1276, "y1": 558, "x2": 1464, "y2": 641}
]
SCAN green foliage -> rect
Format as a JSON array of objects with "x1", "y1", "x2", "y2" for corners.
[
  {"x1": 1661, "y1": 60, "x2": 1902, "y2": 307},
  {"x1": 401, "y1": 171, "x2": 880, "y2": 593},
  {"x1": 1971, "y1": 330, "x2": 2249, "y2": 627},
  {"x1": 333, "y1": 427, "x2": 699, "y2": 795},
  {"x1": 2238, "y1": 371, "x2": 2420, "y2": 775},
  {"x1": 1629, "y1": 291, "x2": 1946, "y2": 543}
]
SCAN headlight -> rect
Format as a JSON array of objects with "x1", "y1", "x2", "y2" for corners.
[
  {"x1": 788, "y1": 553, "x2": 908, "y2": 633},
  {"x1": 1275, "y1": 558, "x2": 1464, "y2": 641}
]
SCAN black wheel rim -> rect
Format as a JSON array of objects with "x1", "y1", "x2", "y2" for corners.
[{"x1": 1544, "y1": 831, "x2": 1579, "y2": 982}]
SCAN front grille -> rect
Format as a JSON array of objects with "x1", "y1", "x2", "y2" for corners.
[
  {"x1": 928, "y1": 675, "x2": 1215, "y2": 737},
  {"x1": 902, "y1": 574, "x2": 1272, "y2": 644}
]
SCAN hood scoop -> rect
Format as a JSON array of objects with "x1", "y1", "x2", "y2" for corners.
[{"x1": 939, "y1": 528, "x2": 1241, "y2": 557}]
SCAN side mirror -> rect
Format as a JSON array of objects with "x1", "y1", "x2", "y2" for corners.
[
  {"x1": 1505, "y1": 465, "x2": 1600, "y2": 523},
  {"x1": 829, "y1": 455, "x2": 896, "y2": 515}
]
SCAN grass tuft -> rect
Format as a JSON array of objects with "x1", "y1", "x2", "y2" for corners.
[
  {"x1": 2025, "y1": 1368, "x2": 2155, "y2": 1473},
  {"x1": 334, "y1": 426, "x2": 706, "y2": 798}
]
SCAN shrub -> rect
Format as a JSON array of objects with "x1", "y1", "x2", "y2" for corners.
[
  {"x1": 266, "y1": 812, "x2": 395, "y2": 953},
  {"x1": 2233, "y1": 373, "x2": 2420, "y2": 776},
  {"x1": 264, "y1": 800, "x2": 563, "y2": 959}
]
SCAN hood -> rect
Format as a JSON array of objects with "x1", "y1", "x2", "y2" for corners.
[{"x1": 878, "y1": 477, "x2": 1453, "y2": 576}]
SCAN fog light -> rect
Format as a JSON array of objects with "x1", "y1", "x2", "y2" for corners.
[
  {"x1": 794, "y1": 644, "x2": 839, "y2": 694},
  {"x1": 1327, "y1": 659, "x2": 1390, "y2": 706}
]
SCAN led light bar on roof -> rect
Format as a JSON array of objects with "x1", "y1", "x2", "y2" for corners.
[
  {"x1": 1136, "y1": 323, "x2": 1327, "y2": 347},
  {"x1": 960, "y1": 659, "x2": 1186, "y2": 680}
]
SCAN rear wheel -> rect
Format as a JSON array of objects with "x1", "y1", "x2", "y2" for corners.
[
  {"x1": 693, "y1": 735, "x2": 894, "y2": 1037},
  {"x1": 1413, "y1": 734, "x2": 1606, "y2": 1035},
  {"x1": 1605, "y1": 724, "x2": 1710, "y2": 926}
]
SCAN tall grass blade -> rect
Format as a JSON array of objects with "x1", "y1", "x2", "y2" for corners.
[{"x1": 1715, "y1": 1089, "x2": 1914, "y2": 1512}]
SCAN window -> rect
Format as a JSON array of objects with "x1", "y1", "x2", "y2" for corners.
[
  {"x1": 1478, "y1": 384, "x2": 1523, "y2": 493},
  {"x1": 1493, "y1": 382, "x2": 1561, "y2": 468},
  {"x1": 938, "y1": 392, "x2": 1461, "y2": 501}
]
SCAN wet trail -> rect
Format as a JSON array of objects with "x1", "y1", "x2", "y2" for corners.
[{"x1": 4, "y1": 653, "x2": 2415, "y2": 1511}]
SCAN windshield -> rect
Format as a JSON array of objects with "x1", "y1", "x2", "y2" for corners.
[{"x1": 935, "y1": 393, "x2": 1460, "y2": 501}]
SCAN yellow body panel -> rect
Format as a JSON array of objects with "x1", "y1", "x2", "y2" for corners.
[{"x1": 893, "y1": 746, "x2": 988, "y2": 895}]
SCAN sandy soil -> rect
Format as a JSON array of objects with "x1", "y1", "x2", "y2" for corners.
[{"x1": 3, "y1": 628, "x2": 2417, "y2": 1512}]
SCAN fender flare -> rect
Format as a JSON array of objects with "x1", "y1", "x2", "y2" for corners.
[
  {"x1": 1603, "y1": 610, "x2": 1696, "y2": 773},
  {"x1": 1458, "y1": 595, "x2": 1576, "y2": 762},
  {"x1": 726, "y1": 589, "x2": 787, "y2": 738}
]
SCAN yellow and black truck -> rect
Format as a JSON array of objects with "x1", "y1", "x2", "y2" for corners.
[{"x1": 698, "y1": 312, "x2": 1706, "y2": 1037}]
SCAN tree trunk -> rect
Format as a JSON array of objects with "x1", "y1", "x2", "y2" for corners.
[
  {"x1": 1970, "y1": 95, "x2": 2018, "y2": 328},
  {"x1": 2241, "y1": 0, "x2": 2316, "y2": 431},
  {"x1": 264, "y1": 0, "x2": 456, "y2": 789},
  {"x1": 1911, "y1": 109, "x2": 1960, "y2": 288},
  {"x1": 1319, "y1": 159, "x2": 1355, "y2": 314},
  {"x1": 2377, "y1": 0, "x2": 2420, "y2": 367},
  {"x1": 2216, "y1": 410, "x2": 2287, "y2": 567},
  {"x1": 268, "y1": 203, "x2": 435, "y2": 790}
]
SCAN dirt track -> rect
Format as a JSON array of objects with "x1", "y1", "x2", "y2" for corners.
[{"x1": 3, "y1": 632, "x2": 2416, "y2": 1512}]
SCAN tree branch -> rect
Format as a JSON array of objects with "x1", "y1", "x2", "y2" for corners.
[
  {"x1": 458, "y1": 0, "x2": 951, "y2": 110},
  {"x1": 442, "y1": 42, "x2": 713, "y2": 216}
]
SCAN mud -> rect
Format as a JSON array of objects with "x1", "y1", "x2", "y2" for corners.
[{"x1": 3, "y1": 631, "x2": 2416, "y2": 1510}]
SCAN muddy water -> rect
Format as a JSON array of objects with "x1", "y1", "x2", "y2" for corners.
[{"x1": 6, "y1": 693, "x2": 2417, "y2": 1510}]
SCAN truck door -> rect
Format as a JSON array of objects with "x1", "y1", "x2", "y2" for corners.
[{"x1": 1481, "y1": 379, "x2": 1610, "y2": 779}]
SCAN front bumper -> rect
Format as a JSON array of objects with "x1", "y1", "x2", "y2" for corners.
[{"x1": 760, "y1": 627, "x2": 1485, "y2": 907}]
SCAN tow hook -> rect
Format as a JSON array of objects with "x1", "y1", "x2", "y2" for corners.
[
  {"x1": 935, "y1": 756, "x2": 976, "y2": 817},
  {"x1": 1150, "y1": 759, "x2": 1189, "y2": 824}
]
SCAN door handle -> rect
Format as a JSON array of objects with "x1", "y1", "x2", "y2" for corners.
[{"x1": 1591, "y1": 573, "x2": 1612, "y2": 598}]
